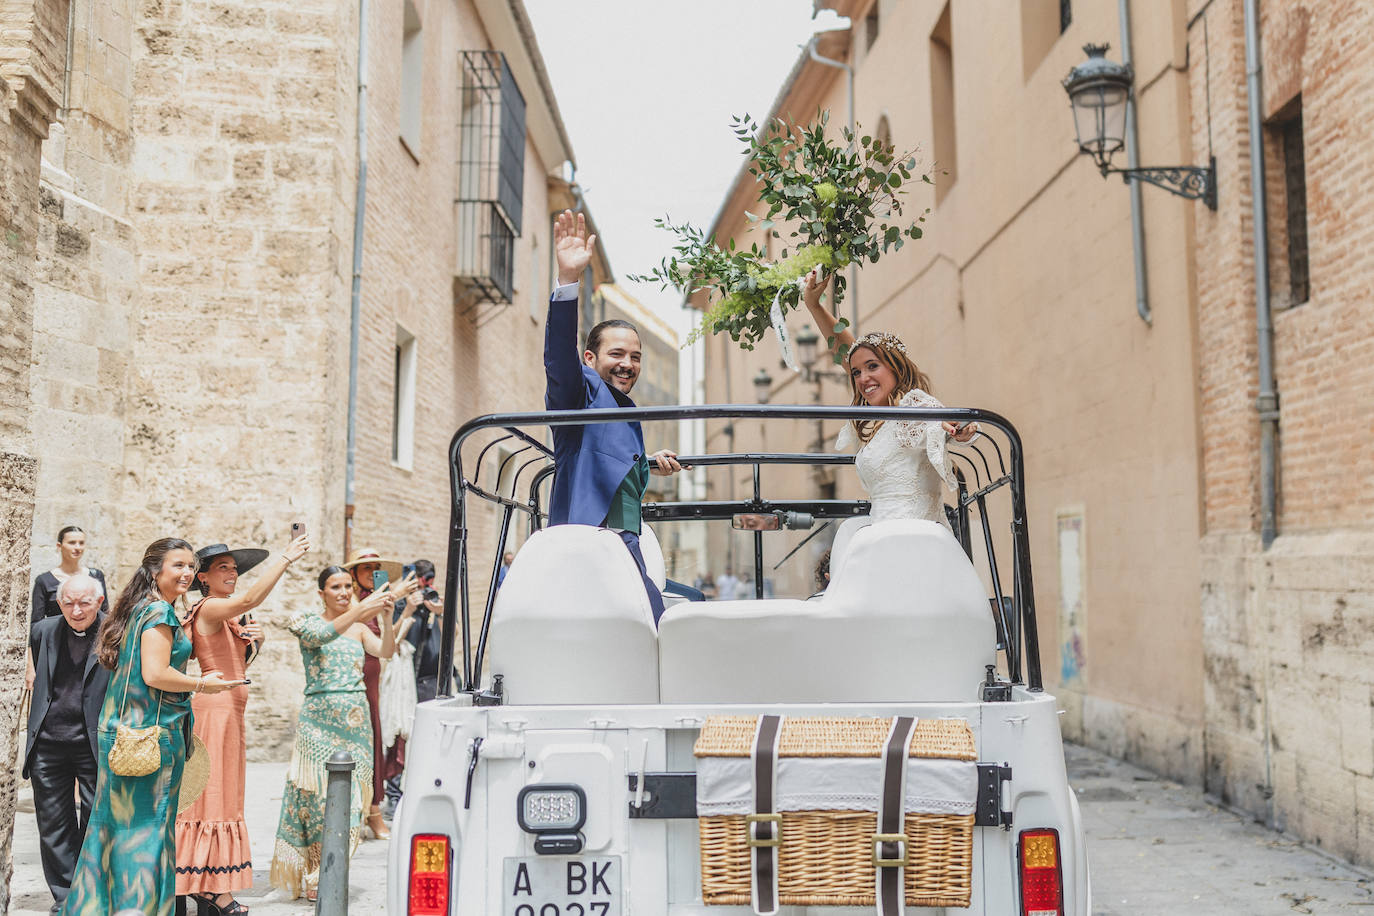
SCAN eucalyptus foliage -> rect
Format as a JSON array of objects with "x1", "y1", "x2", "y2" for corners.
[{"x1": 630, "y1": 112, "x2": 930, "y2": 357}]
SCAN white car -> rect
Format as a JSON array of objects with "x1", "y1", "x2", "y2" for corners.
[{"x1": 389, "y1": 403, "x2": 1089, "y2": 916}]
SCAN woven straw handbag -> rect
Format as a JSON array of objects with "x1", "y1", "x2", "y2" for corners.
[{"x1": 107, "y1": 608, "x2": 166, "y2": 778}]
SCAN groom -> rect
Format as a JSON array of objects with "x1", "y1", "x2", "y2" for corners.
[{"x1": 544, "y1": 210, "x2": 683, "y2": 623}]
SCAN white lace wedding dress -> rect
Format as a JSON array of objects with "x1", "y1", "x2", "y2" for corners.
[{"x1": 835, "y1": 388, "x2": 954, "y2": 524}]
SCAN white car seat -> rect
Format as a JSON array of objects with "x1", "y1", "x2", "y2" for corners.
[
  {"x1": 489, "y1": 525, "x2": 659, "y2": 704},
  {"x1": 828, "y1": 514, "x2": 872, "y2": 579},
  {"x1": 658, "y1": 519, "x2": 994, "y2": 703},
  {"x1": 638, "y1": 522, "x2": 667, "y2": 591}
]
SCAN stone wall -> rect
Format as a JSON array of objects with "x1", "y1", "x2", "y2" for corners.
[
  {"x1": 1192, "y1": 0, "x2": 1374, "y2": 864},
  {"x1": 0, "y1": 0, "x2": 71, "y2": 906}
]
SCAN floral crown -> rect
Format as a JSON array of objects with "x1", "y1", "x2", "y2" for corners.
[{"x1": 851, "y1": 331, "x2": 909, "y2": 358}]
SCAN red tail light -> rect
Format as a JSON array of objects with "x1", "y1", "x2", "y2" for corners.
[
  {"x1": 408, "y1": 833, "x2": 450, "y2": 915},
  {"x1": 1018, "y1": 828, "x2": 1064, "y2": 916}
]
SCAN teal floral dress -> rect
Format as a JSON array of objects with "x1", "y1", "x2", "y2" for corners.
[
  {"x1": 269, "y1": 612, "x2": 373, "y2": 899},
  {"x1": 62, "y1": 600, "x2": 193, "y2": 916}
]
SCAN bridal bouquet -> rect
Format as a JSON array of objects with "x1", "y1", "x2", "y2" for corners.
[{"x1": 631, "y1": 112, "x2": 929, "y2": 362}]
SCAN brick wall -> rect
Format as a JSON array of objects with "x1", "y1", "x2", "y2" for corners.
[{"x1": 1192, "y1": 0, "x2": 1374, "y2": 864}]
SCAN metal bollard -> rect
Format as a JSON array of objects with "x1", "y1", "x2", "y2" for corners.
[{"x1": 317, "y1": 751, "x2": 355, "y2": 916}]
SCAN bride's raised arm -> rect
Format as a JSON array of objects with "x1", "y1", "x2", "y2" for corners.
[{"x1": 801, "y1": 268, "x2": 855, "y2": 364}]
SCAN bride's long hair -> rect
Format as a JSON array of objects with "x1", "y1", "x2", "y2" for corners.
[{"x1": 847, "y1": 333, "x2": 933, "y2": 444}]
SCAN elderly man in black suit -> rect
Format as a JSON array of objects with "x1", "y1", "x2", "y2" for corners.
[{"x1": 24, "y1": 572, "x2": 110, "y2": 914}]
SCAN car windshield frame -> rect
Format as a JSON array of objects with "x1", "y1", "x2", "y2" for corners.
[{"x1": 440, "y1": 403, "x2": 1043, "y2": 699}]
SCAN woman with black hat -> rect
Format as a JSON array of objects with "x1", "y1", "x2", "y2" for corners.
[{"x1": 175, "y1": 534, "x2": 311, "y2": 915}]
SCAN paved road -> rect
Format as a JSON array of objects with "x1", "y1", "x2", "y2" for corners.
[
  {"x1": 9, "y1": 744, "x2": 1373, "y2": 914},
  {"x1": 1066, "y1": 743, "x2": 1372, "y2": 914}
]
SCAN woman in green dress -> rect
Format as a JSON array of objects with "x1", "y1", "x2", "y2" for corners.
[
  {"x1": 270, "y1": 565, "x2": 403, "y2": 900},
  {"x1": 62, "y1": 537, "x2": 244, "y2": 916}
]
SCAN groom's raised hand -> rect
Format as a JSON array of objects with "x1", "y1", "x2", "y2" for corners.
[{"x1": 554, "y1": 209, "x2": 597, "y2": 286}]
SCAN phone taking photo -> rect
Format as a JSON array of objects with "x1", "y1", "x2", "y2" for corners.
[
  {"x1": 372, "y1": 569, "x2": 389, "y2": 591},
  {"x1": 291, "y1": 521, "x2": 306, "y2": 540},
  {"x1": 402, "y1": 563, "x2": 417, "y2": 579}
]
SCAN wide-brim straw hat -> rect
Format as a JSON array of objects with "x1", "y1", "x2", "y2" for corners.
[
  {"x1": 341, "y1": 547, "x2": 404, "y2": 583},
  {"x1": 195, "y1": 544, "x2": 270, "y2": 577},
  {"x1": 178, "y1": 735, "x2": 210, "y2": 814}
]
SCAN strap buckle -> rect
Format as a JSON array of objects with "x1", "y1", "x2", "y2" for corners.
[
  {"x1": 872, "y1": 833, "x2": 909, "y2": 867},
  {"x1": 746, "y1": 812, "x2": 783, "y2": 847}
]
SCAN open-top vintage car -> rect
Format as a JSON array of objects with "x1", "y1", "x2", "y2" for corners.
[{"x1": 388, "y1": 402, "x2": 1089, "y2": 916}]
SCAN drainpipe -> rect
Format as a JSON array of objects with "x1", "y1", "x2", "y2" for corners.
[
  {"x1": 1244, "y1": 0, "x2": 1279, "y2": 550},
  {"x1": 1118, "y1": 0, "x2": 1151, "y2": 325},
  {"x1": 345, "y1": 0, "x2": 370, "y2": 556},
  {"x1": 1244, "y1": 0, "x2": 1279, "y2": 831},
  {"x1": 806, "y1": 35, "x2": 859, "y2": 329}
]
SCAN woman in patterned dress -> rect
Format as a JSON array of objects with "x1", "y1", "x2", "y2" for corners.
[
  {"x1": 175, "y1": 535, "x2": 311, "y2": 915},
  {"x1": 269, "y1": 565, "x2": 409, "y2": 901},
  {"x1": 61, "y1": 538, "x2": 244, "y2": 916}
]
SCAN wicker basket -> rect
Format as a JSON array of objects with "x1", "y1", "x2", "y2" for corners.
[{"x1": 695, "y1": 716, "x2": 976, "y2": 909}]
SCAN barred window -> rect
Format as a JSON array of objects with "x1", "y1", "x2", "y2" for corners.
[
  {"x1": 456, "y1": 51, "x2": 527, "y2": 305},
  {"x1": 1279, "y1": 108, "x2": 1309, "y2": 305}
]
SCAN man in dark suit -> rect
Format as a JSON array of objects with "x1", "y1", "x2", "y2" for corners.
[
  {"x1": 544, "y1": 210, "x2": 684, "y2": 622},
  {"x1": 24, "y1": 572, "x2": 110, "y2": 913}
]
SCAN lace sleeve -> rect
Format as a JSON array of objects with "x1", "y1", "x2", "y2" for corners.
[
  {"x1": 893, "y1": 389, "x2": 955, "y2": 490},
  {"x1": 835, "y1": 421, "x2": 859, "y2": 453}
]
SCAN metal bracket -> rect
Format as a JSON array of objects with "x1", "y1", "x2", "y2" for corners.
[
  {"x1": 975, "y1": 763, "x2": 1013, "y2": 829},
  {"x1": 1108, "y1": 156, "x2": 1217, "y2": 210},
  {"x1": 982, "y1": 663, "x2": 1013, "y2": 702},
  {"x1": 473, "y1": 674, "x2": 504, "y2": 706},
  {"x1": 627, "y1": 773, "x2": 698, "y2": 819}
]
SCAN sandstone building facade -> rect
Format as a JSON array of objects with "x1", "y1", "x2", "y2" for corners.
[
  {"x1": 696, "y1": 0, "x2": 1374, "y2": 866},
  {"x1": 1, "y1": 0, "x2": 71, "y2": 905}
]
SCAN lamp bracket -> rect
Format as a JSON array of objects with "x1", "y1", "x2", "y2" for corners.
[{"x1": 1105, "y1": 156, "x2": 1217, "y2": 210}]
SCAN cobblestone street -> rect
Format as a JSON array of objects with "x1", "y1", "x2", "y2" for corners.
[{"x1": 5, "y1": 743, "x2": 1370, "y2": 914}]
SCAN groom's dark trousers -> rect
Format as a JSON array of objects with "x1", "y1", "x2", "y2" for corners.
[{"x1": 544, "y1": 285, "x2": 666, "y2": 623}]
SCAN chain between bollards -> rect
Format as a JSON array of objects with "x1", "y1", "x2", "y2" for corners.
[{"x1": 318, "y1": 751, "x2": 356, "y2": 915}]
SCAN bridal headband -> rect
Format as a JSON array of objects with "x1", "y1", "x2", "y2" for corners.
[{"x1": 852, "y1": 331, "x2": 909, "y2": 358}]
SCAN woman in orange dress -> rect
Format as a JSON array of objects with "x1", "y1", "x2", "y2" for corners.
[{"x1": 175, "y1": 536, "x2": 310, "y2": 915}]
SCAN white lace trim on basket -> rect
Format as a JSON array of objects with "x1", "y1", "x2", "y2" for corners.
[{"x1": 696, "y1": 756, "x2": 978, "y2": 817}]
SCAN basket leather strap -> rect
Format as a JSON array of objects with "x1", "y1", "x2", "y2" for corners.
[
  {"x1": 875, "y1": 715, "x2": 918, "y2": 916},
  {"x1": 749, "y1": 714, "x2": 784, "y2": 915}
]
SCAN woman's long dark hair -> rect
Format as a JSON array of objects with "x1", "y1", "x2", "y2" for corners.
[{"x1": 96, "y1": 537, "x2": 196, "y2": 670}]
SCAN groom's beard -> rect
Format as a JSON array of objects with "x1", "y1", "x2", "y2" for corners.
[{"x1": 602, "y1": 368, "x2": 637, "y2": 394}]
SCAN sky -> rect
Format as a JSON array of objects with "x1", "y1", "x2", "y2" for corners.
[{"x1": 522, "y1": 1, "x2": 848, "y2": 336}]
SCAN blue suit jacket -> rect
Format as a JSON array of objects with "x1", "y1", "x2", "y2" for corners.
[{"x1": 544, "y1": 292, "x2": 646, "y2": 527}]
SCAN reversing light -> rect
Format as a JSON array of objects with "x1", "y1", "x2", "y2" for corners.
[
  {"x1": 517, "y1": 784, "x2": 586, "y2": 833},
  {"x1": 1018, "y1": 828, "x2": 1064, "y2": 916},
  {"x1": 408, "y1": 833, "x2": 450, "y2": 915}
]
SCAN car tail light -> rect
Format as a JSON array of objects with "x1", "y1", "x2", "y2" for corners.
[
  {"x1": 1018, "y1": 828, "x2": 1064, "y2": 916},
  {"x1": 408, "y1": 833, "x2": 450, "y2": 915}
]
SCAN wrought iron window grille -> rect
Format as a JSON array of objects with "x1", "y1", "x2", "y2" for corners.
[{"x1": 455, "y1": 50, "x2": 526, "y2": 308}]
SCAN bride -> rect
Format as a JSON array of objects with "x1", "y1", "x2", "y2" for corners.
[{"x1": 801, "y1": 269, "x2": 977, "y2": 524}]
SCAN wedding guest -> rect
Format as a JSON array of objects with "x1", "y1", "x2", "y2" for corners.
[
  {"x1": 24, "y1": 574, "x2": 109, "y2": 914},
  {"x1": 270, "y1": 566, "x2": 399, "y2": 901},
  {"x1": 31, "y1": 526, "x2": 108, "y2": 623},
  {"x1": 175, "y1": 535, "x2": 311, "y2": 915},
  {"x1": 62, "y1": 538, "x2": 242, "y2": 916},
  {"x1": 380, "y1": 558, "x2": 433, "y2": 814},
  {"x1": 340, "y1": 547, "x2": 417, "y2": 839}
]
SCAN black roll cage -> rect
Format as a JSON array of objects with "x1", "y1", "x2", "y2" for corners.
[{"x1": 440, "y1": 404, "x2": 1044, "y2": 700}]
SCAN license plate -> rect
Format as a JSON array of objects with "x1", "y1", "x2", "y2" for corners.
[{"x1": 503, "y1": 856, "x2": 622, "y2": 916}]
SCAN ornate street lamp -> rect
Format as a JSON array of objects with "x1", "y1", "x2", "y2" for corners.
[
  {"x1": 752, "y1": 367, "x2": 774, "y2": 404},
  {"x1": 1063, "y1": 44, "x2": 1216, "y2": 210}
]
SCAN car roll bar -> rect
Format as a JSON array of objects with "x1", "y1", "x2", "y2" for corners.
[{"x1": 440, "y1": 404, "x2": 1043, "y2": 698}]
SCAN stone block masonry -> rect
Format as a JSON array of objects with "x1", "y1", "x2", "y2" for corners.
[{"x1": 0, "y1": 0, "x2": 71, "y2": 906}]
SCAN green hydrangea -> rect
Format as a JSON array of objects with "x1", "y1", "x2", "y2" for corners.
[{"x1": 814, "y1": 182, "x2": 838, "y2": 204}]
